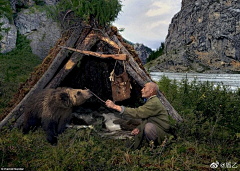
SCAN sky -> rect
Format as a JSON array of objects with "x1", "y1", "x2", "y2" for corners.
[{"x1": 113, "y1": 0, "x2": 182, "y2": 50}]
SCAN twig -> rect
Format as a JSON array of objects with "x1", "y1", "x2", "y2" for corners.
[
  {"x1": 62, "y1": 10, "x2": 73, "y2": 27},
  {"x1": 84, "y1": 87, "x2": 106, "y2": 103}
]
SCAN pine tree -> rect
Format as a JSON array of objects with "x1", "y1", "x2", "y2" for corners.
[{"x1": 147, "y1": 42, "x2": 165, "y2": 63}]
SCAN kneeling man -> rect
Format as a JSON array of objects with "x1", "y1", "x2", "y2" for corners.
[{"x1": 105, "y1": 82, "x2": 170, "y2": 149}]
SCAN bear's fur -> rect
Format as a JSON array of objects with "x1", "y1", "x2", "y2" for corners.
[{"x1": 23, "y1": 87, "x2": 92, "y2": 145}]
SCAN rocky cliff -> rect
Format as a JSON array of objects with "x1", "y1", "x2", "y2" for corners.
[
  {"x1": 0, "y1": 0, "x2": 60, "y2": 59},
  {"x1": 148, "y1": 0, "x2": 240, "y2": 73},
  {"x1": 15, "y1": 7, "x2": 61, "y2": 60},
  {"x1": 133, "y1": 43, "x2": 152, "y2": 65}
]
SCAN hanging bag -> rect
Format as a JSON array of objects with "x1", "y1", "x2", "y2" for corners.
[{"x1": 109, "y1": 61, "x2": 131, "y2": 102}]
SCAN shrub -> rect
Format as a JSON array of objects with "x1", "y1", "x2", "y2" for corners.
[
  {"x1": 46, "y1": 0, "x2": 122, "y2": 27},
  {"x1": 158, "y1": 75, "x2": 240, "y2": 143}
]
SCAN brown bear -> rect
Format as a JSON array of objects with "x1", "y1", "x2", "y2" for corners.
[{"x1": 22, "y1": 87, "x2": 92, "y2": 145}]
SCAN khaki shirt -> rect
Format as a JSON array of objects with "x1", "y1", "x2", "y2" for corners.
[{"x1": 123, "y1": 95, "x2": 170, "y2": 149}]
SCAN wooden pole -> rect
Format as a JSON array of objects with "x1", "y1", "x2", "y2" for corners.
[
  {"x1": 58, "y1": 45, "x2": 127, "y2": 61},
  {"x1": 97, "y1": 35, "x2": 120, "y2": 49}
]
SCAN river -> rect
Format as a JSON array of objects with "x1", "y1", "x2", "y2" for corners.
[{"x1": 150, "y1": 72, "x2": 240, "y2": 91}]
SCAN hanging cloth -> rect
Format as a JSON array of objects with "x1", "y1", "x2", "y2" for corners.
[{"x1": 110, "y1": 61, "x2": 131, "y2": 102}]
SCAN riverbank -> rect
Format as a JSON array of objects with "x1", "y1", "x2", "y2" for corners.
[{"x1": 144, "y1": 49, "x2": 240, "y2": 75}]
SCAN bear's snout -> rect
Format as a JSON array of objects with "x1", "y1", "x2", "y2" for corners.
[{"x1": 81, "y1": 89, "x2": 93, "y2": 99}]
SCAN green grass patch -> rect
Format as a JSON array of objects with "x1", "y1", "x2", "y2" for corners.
[{"x1": 0, "y1": 32, "x2": 41, "y2": 114}]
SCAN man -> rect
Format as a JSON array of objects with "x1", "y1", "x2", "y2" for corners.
[{"x1": 105, "y1": 82, "x2": 170, "y2": 149}]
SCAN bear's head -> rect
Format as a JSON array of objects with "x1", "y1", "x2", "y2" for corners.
[{"x1": 60, "y1": 88, "x2": 92, "y2": 106}]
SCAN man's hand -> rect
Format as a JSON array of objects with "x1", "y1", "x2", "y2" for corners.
[
  {"x1": 105, "y1": 100, "x2": 116, "y2": 108},
  {"x1": 131, "y1": 128, "x2": 140, "y2": 135},
  {"x1": 105, "y1": 100, "x2": 121, "y2": 112}
]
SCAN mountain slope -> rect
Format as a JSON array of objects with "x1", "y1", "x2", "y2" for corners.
[{"x1": 148, "y1": 0, "x2": 240, "y2": 73}]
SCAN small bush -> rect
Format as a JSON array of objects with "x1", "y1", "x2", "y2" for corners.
[{"x1": 46, "y1": 0, "x2": 122, "y2": 27}]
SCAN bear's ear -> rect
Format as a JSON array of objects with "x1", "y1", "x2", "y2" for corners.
[{"x1": 59, "y1": 92, "x2": 72, "y2": 107}]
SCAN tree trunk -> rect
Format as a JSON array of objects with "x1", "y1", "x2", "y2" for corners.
[
  {"x1": 97, "y1": 35, "x2": 120, "y2": 49},
  {"x1": 58, "y1": 45, "x2": 126, "y2": 60}
]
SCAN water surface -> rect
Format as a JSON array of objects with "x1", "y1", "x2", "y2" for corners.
[{"x1": 150, "y1": 72, "x2": 240, "y2": 91}]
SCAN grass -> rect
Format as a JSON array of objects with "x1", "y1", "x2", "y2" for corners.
[
  {"x1": 0, "y1": 32, "x2": 41, "y2": 114},
  {"x1": 0, "y1": 76, "x2": 239, "y2": 170},
  {"x1": 0, "y1": 37, "x2": 239, "y2": 170}
]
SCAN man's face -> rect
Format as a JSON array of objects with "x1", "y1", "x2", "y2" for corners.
[{"x1": 141, "y1": 83, "x2": 153, "y2": 98}]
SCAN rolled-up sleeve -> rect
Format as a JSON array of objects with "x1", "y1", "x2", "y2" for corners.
[{"x1": 120, "y1": 106, "x2": 125, "y2": 114}]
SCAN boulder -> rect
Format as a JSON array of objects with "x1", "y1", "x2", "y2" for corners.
[
  {"x1": 44, "y1": 0, "x2": 58, "y2": 5},
  {"x1": 0, "y1": 16, "x2": 17, "y2": 54},
  {"x1": 14, "y1": 7, "x2": 61, "y2": 60},
  {"x1": 10, "y1": 0, "x2": 35, "y2": 13},
  {"x1": 10, "y1": 0, "x2": 57, "y2": 12}
]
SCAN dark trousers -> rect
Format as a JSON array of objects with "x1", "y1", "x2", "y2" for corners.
[{"x1": 144, "y1": 123, "x2": 158, "y2": 143}]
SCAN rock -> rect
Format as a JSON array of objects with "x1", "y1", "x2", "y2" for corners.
[
  {"x1": 44, "y1": 0, "x2": 58, "y2": 5},
  {"x1": 10, "y1": 0, "x2": 35, "y2": 12},
  {"x1": 10, "y1": 0, "x2": 57, "y2": 12},
  {"x1": 196, "y1": 66, "x2": 205, "y2": 73},
  {"x1": 0, "y1": 16, "x2": 17, "y2": 54},
  {"x1": 161, "y1": 0, "x2": 240, "y2": 73},
  {"x1": 134, "y1": 43, "x2": 152, "y2": 65},
  {"x1": 14, "y1": 7, "x2": 61, "y2": 60},
  {"x1": 15, "y1": 8, "x2": 46, "y2": 35}
]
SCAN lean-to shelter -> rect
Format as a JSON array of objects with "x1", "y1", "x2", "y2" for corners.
[{"x1": 0, "y1": 21, "x2": 182, "y2": 129}]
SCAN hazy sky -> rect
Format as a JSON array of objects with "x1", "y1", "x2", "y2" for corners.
[{"x1": 113, "y1": 0, "x2": 182, "y2": 50}]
